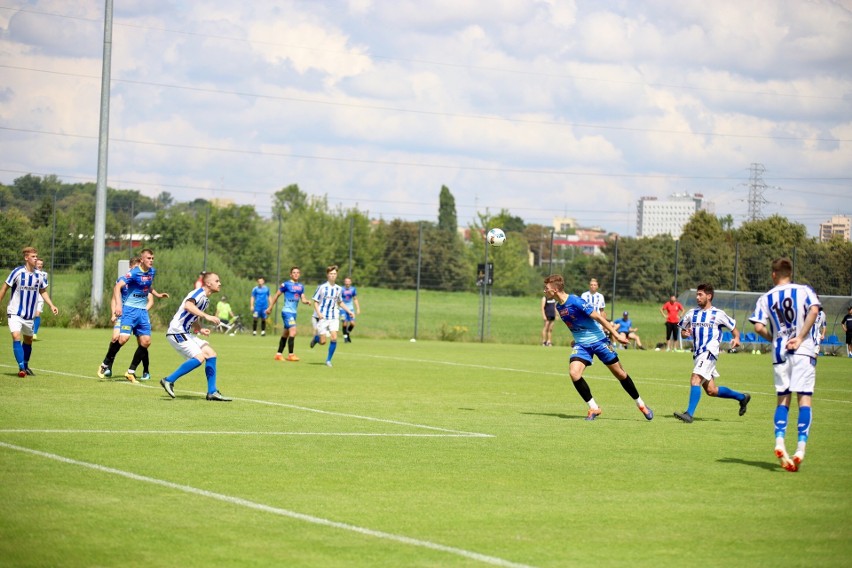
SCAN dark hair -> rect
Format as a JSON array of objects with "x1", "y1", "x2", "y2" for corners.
[{"x1": 697, "y1": 283, "x2": 714, "y2": 300}]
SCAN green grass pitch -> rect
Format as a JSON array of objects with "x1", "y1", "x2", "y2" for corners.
[{"x1": 1, "y1": 328, "x2": 850, "y2": 567}]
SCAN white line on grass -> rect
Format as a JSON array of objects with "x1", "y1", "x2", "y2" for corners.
[
  {"x1": 0, "y1": 429, "x2": 486, "y2": 437},
  {"x1": 0, "y1": 441, "x2": 536, "y2": 568},
  {"x1": 1, "y1": 365, "x2": 493, "y2": 437},
  {"x1": 352, "y1": 354, "x2": 852, "y2": 404}
]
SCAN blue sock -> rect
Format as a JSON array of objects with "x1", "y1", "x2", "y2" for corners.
[
  {"x1": 313, "y1": 334, "x2": 320, "y2": 343},
  {"x1": 22, "y1": 343, "x2": 32, "y2": 366},
  {"x1": 327, "y1": 340, "x2": 337, "y2": 362},
  {"x1": 797, "y1": 406, "x2": 812, "y2": 443},
  {"x1": 686, "y1": 385, "x2": 701, "y2": 415},
  {"x1": 717, "y1": 386, "x2": 743, "y2": 400},
  {"x1": 205, "y1": 357, "x2": 217, "y2": 394},
  {"x1": 12, "y1": 340, "x2": 24, "y2": 368},
  {"x1": 165, "y1": 358, "x2": 202, "y2": 383},
  {"x1": 774, "y1": 405, "x2": 789, "y2": 438},
  {"x1": 33, "y1": 316, "x2": 41, "y2": 334}
]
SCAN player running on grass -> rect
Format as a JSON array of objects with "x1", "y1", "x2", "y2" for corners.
[
  {"x1": 267, "y1": 266, "x2": 311, "y2": 362},
  {"x1": 310, "y1": 265, "x2": 354, "y2": 367},
  {"x1": 160, "y1": 272, "x2": 231, "y2": 401},
  {"x1": 0, "y1": 247, "x2": 59, "y2": 376},
  {"x1": 673, "y1": 283, "x2": 750, "y2": 423},
  {"x1": 543, "y1": 274, "x2": 654, "y2": 421}
]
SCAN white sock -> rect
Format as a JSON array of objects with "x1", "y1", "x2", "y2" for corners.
[
  {"x1": 588, "y1": 398, "x2": 599, "y2": 410},
  {"x1": 635, "y1": 397, "x2": 646, "y2": 408}
]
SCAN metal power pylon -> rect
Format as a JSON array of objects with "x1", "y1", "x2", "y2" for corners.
[{"x1": 747, "y1": 162, "x2": 768, "y2": 221}]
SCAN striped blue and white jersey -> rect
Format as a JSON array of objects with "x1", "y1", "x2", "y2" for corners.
[
  {"x1": 679, "y1": 307, "x2": 736, "y2": 358},
  {"x1": 749, "y1": 283, "x2": 820, "y2": 364},
  {"x1": 580, "y1": 291, "x2": 605, "y2": 313},
  {"x1": 811, "y1": 309, "x2": 827, "y2": 356},
  {"x1": 313, "y1": 281, "x2": 344, "y2": 320},
  {"x1": 167, "y1": 287, "x2": 209, "y2": 334},
  {"x1": 4, "y1": 266, "x2": 48, "y2": 320},
  {"x1": 37, "y1": 269, "x2": 49, "y2": 289},
  {"x1": 35, "y1": 269, "x2": 48, "y2": 308}
]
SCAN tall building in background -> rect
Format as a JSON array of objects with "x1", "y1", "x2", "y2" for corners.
[
  {"x1": 636, "y1": 193, "x2": 707, "y2": 238},
  {"x1": 819, "y1": 215, "x2": 851, "y2": 242}
]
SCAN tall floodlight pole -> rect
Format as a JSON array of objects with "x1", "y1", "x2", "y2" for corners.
[{"x1": 91, "y1": 0, "x2": 114, "y2": 315}]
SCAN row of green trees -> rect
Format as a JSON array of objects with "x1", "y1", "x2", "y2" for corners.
[{"x1": 2, "y1": 174, "x2": 850, "y2": 307}]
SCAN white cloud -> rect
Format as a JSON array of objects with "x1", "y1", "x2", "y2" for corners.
[{"x1": 0, "y1": 0, "x2": 849, "y2": 236}]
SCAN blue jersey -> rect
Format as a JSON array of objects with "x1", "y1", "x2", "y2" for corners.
[
  {"x1": 555, "y1": 294, "x2": 607, "y2": 345},
  {"x1": 313, "y1": 281, "x2": 343, "y2": 320},
  {"x1": 118, "y1": 266, "x2": 155, "y2": 310},
  {"x1": 117, "y1": 276, "x2": 130, "y2": 305},
  {"x1": 252, "y1": 285, "x2": 270, "y2": 310},
  {"x1": 679, "y1": 307, "x2": 736, "y2": 358},
  {"x1": 279, "y1": 280, "x2": 305, "y2": 314},
  {"x1": 615, "y1": 318, "x2": 632, "y2": 334},
  {"x1": 341, "y1": 285, "x2": 357, "y2": 309},
  {"x1": 4, "y1": 266, "x2": 48, "y2": 320}
]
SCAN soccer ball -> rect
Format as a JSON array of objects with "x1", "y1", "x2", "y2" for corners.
[{"x1": 486, "y1": 228, "x2": 506, "y2": 247}]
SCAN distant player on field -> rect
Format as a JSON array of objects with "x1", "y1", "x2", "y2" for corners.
[
  {"x1": 673, "y1": 283, "x2": 750, "y2": 424},
  {"x1": 543, "y1": 274, "x2": 654, "y2": 421},
  {"x1": 160, "y1": 272, "x2": 230, "y2": 401},
  {"x1": 250, "y1": 277, "x2": 270, "y2": 336},
  {"x1": 311, "y1": 265, "x2": 354, "y2": 367},
  {"x1": 32, "y1": 257, "x2": 48, "y2": 340},
  {"x1": 580, "y1": 278, "x2": 607, "y2": 332},
  {"x1": 749, "y1": 257, "x2": 820, "y2": 472},
  {"x1": 812, "y1": 306, "x2": 826, "y2": 356},
  {"x1": 842, "y1": 306, "x2": 852, "y2": 358},
  {"x1": 0, "y1": 247, "x2": 59, "y2": 376},
  {"x1": 267, "y1": 266, "x2": 311, "y2": 361},
  {"x1": 340, "y1": 276, "x2": 360, "y2": 343}
]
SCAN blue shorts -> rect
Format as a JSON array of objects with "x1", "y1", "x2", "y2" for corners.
[
  {"x1": 119, "y1": 306, "x2": 151, "y2": 337},
  {"x1": 570, "y1": 339, "x2": 619, "y2": 367},
  {"x1": 282, "y1": 311, "x2": 298, "y2": 329},
  {"x1": 253, "y1": 308, "x2": 268, "y2": 320},
  {"x1": 342, "y1": 308, "x2": 356, "y2": 323}
]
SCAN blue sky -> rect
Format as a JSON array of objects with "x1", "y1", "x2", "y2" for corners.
[{"x1": 1, "y1": 0, "x2": 850, "y2": 236}]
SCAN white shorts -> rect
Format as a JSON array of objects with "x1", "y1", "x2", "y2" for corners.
[
  {"x1": 166, "y1": 333, "x2": 209, "y2": 360},
  {"x1": 315, "y1": 317, "x2": 340, "y2": 336},
  {"x1": 773, "y1": 354, "x2": 816, "y2": 394},
  {"x1": 7, "y1": 315, "x2": 34, "y2": 336},
  {"x1": 36, "y1": 298, "x2": 45, "y2": 314},
  {"x1": 692, "y1": 351, "x2": 720, "y2": 381}
]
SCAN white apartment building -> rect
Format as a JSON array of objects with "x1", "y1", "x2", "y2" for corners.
[
  {"x1": 636, "y1": 193, "x2": 705, "y2": 238},
  {"x1": 819, "y1": 215, "x2": 851, "y2": 242}
]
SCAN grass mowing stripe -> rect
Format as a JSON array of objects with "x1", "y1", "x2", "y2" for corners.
[
  {"x1": 0, "y1": 429, "x2": 487, "y2": 437},
  {"x1": 0, "y1": 441, "x2": 536, "y2": 568},
  {"x1": 349, "y1": 354, "x2": 852, "y2": 404},
  {"x1": 0, "y1": 363, "x2": 494, "y2": 437}
]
